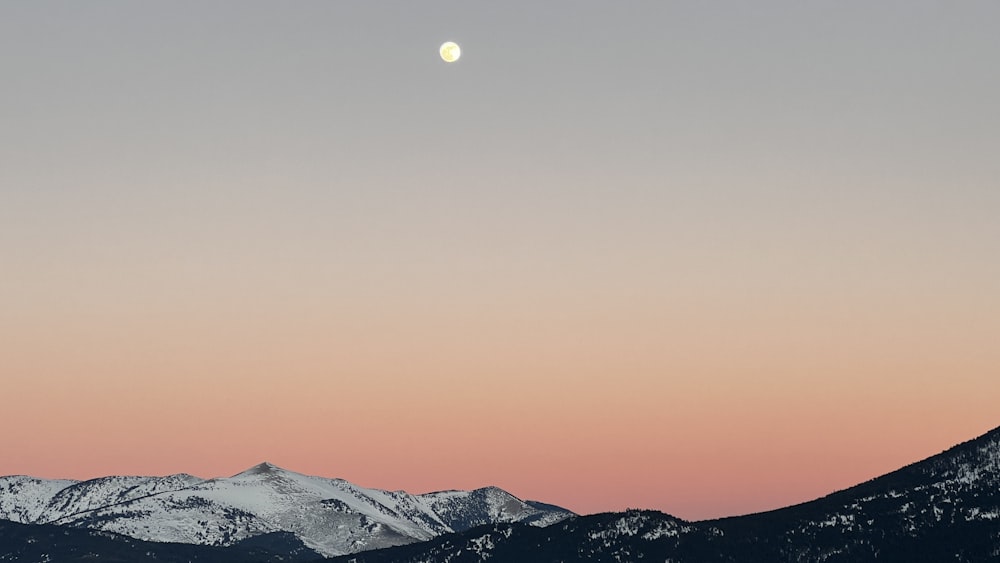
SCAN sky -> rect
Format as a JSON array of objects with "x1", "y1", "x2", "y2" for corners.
[{"x1": 1, "y1": 1, "x2": 999, "y2": 520}]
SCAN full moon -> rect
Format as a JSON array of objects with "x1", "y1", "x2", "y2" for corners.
[{"x1": 439, "y1": 41, "x2": 461, "y2": 63}]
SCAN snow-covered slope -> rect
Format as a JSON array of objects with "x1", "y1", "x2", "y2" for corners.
[
  {"x1": 0, "y1": 462, "x2": 572, "y2": 557},
  {"x1": 423, "y1": 486, "x2": 569, "y2": 529},
  {"x1": 0, "y1": 476, "x2": 79, "y2": 524}
]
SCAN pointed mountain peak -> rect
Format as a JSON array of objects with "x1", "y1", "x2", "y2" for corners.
[
  {"x1": 234, "y1": 461, "x2": 286, "y2": 477},
  {"x1": 474, "y1": 485, "x2": 518, "y2": 498}
]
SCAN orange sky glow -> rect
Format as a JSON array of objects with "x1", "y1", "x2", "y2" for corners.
[{"x1": 2, "y1": 2, "x2": 999, "y2": 521}]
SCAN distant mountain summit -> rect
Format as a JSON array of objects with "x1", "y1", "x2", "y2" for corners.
[
  {"x1": 0, "y1": 462, "x2": 572, "y2": 557},
  {"x1": 236, "y1": 461, "x2": 284, "y2": 476}
]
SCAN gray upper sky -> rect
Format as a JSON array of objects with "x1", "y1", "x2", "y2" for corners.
[{"x1": 2, "y1": 1, "x2": 999, "y2": 518}]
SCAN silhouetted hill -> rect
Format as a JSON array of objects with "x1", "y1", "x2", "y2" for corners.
[
  {"x1": 0, "y1": 518, "x2": 320, "y2": 562},
  {"x1": 327, "y1": 425, "x2": 1000, "y2": 563}
]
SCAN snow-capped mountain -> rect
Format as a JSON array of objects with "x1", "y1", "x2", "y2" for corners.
[
  {"x1": 331, "y1": 424, "x2": 1000, "y2": 563},
  {"x1": 6, "y1": 426, "x2": 999, "y2": 562},
  {"x1": 0, "y1": 462, "x2": 572, "y2": 557}
]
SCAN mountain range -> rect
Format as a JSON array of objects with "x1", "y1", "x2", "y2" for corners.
[
  {"x1": 2, "y1": 424, "x2": 999, "y2": 562},
  {"x1": 0, "y1": 462, "x2": 571, "y2": 559}
]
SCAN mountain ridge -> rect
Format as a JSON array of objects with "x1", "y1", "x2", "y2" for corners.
[
  {"x1": 0, "y1": 462, "x2": 573, "y2": 558},
  {"x1": 3, "y1": 426, "x2": 999, "y2": 562},
  {"x1": 715, "y1": 424, "x2": 1000, "y2": 522},
  {"x1": 328, "y1": 423, "x2": 1000, "y2": 562}
]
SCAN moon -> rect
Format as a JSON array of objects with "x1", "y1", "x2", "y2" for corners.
[{"x1": 439, "y1": 41, "x2": 461, "y2": 63}]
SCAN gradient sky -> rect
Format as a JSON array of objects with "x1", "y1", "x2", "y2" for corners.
[{"x1": 2, "y1": 1, "x2": 999, "y2": 520}]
